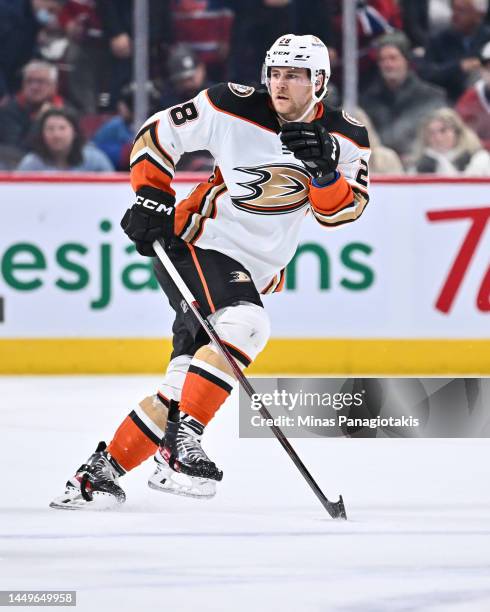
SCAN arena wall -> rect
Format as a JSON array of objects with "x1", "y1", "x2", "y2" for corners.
[{"x1": 1, "y1": 174, "x2": 489, "y2": 374}]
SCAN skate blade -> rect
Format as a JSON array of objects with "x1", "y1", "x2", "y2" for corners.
[
  {"x1": 49, "y1": 488, "x2": 124, "y2": 511},
  {"x1": 148, "y1": 466, "x2": 216, "y2": 499}
]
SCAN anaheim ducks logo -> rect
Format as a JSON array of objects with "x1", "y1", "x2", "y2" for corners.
[
  {"x1": 342, "y1": 110, "x2": 364, "y2": 127},
  {"x1": 228, "y1": 83, "x2": 255, "y2": 97},
  {"x1": 230, "y1": 271, "x2": 251, "y2": 283},
  {"x1": 231, "y1": 164, "x2": 310, "y2": 215}
]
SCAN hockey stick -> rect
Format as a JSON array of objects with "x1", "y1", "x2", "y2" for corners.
[{"x1": 153, "y1": 238, "x2": 347, "y2": 520}]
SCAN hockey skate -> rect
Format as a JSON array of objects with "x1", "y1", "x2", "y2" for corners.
[
  {"x1": 148, "y1": 402, "x2": 223, "y2": 499},
  {"x1": 49, "y1": 442, "x2": 126, "y2": 510}
]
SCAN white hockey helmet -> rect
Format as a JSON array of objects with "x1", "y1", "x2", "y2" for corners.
[{"x1": 263, "y1": 34, "x2": 331, "y2": 103}]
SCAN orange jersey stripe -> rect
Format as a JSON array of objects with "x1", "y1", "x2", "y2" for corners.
[
  {"x1": 175, "y1": 168, "x2": 225, "y2": 236},
  {"x1": 190, "y1": 185, "x2": 226, "y2": 244},
  {"x1": 186, "y1": 243, "x2": 216, "y2": 313},
  {"x1": 274, "y1": 268, "x2": 286, "y2": 293},
  {"x1": 152, "y1": 120, "x2": 176, "y2": 171},
  {"x1": 130, "y1": 158, "x2": 175, "y2": 197}
]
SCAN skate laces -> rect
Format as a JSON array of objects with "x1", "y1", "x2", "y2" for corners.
[
  {"x1": 92, "y1": 454, "x2": 119, "y2": 481},
  {"x1": 177, "y1": 416, "x2": 211, "y2": 464},
  {"x1": 80, "y1": 443, "x2": 124, "y2": 482}
]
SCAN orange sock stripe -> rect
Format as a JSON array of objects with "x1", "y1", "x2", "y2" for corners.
[
  {"x1": 107, "y1": 412, "x2": 158, "y2": 472},
  {"x1": 180, "y1": 371, "x2": 231, "y2": 426}
]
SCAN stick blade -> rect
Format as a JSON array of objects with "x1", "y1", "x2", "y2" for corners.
[{"x1": 326, "y1": 495, "x2": 347, "y2": 520}]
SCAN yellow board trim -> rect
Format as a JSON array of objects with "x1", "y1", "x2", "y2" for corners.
[{"x1": 1, "y1": 338, "x2": 489, "y2": 374}]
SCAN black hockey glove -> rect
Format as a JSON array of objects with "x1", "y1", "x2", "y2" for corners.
[
  {"x1": 121, "y1": 187, "x2": 176, "y2": 256},
  {"x1": 280, "y1": 121, "x2": 340, "y2": 182}
]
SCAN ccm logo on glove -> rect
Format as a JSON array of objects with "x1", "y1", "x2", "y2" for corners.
[{"x1": 135, "y1": 195, "x2": 173, "y2": 215}]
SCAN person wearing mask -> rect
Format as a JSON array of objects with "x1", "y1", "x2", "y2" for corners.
[{"x1": 17, "y1": 107, "x2": 113, "y2": 171}]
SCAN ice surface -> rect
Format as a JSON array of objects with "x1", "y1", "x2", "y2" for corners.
[{"x1": 1, "y1": 376, "x2": 490, "y2": 612}]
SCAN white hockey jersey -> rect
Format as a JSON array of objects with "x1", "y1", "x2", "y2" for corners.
[{"x1": 130, "y1": 82, "x2": 371, "y2": 293}]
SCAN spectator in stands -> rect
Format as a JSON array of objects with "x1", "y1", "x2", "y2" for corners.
[
  {"x1": 456, "y1": 40, "x2": 490, "y2": 149},
  {"x1": 360, "y1": 32, "x2": 446, "y2": 164},
  {"x1": 420, "y1": 0, "x2": 490, "y2": 102},
  {"x1": 0, "y1": 145, "x2": 25, "y2": 171},
  {"x1": 226, "y1": 0, "x2": 294, "y2": 84},
  {"x1": 170, "y1": 0, "x2": 234, "y2": 82},
  {"x1": 58, "y1": 0, "x2": 106, "y2": 114},
  {"x1": 95, "y1": 0, "x2": 171, "y2": 108},
  {"x1": 354, "y1": 107, "x2": 404, "y2": 174},
  {"x1": 330, "y1": 0, "x2": 403, "y2": 89},
  {"x1": 158, "y1": 44, "x2": 214, "y2": 172},
  {"x1": 399, "y1": 0, "x2": 430, "y2": 49},
  {"x1": 292, "y1": 0, "x2": 335, "y2": 52},
  {"x1": 429, "y1": 0, "x2": 454, "y2": 30},
  {"x1": 0, "y1": 0, "x2": 38, "y2": 101},
  {"x1": 0, "y1": 60, "x2": 70, "y2": 154},
  {"x1": 399, "y1": 0, "x2": 453, "y2": 50},
  {"x1": 93, "y1": 81, "x2": 161, "y2": 170},
  {"x1": 34, "y1": 0, "x2": 66, "y2": 64},
  {"x1": 411, "y1": 107, "x2": 490, "y2": 174},
  {"x1": 160, "y1": 44, "x2": 214, "y2": 109},
  {"x1": 17, "y1": 107, "x2": 113, "y2": 171}
]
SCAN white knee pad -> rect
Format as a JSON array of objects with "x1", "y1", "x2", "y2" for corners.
[
  {"x1": 158, "y1": 354, "x2": 192, "y2": 402},
  {"x1": 208, "y1": 302, "x2": 270, "y2": 367}
]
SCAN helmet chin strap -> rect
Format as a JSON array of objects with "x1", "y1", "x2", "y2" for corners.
[
  {"x1": 277, "y1": 97, "x2": 318, "y2": 123},
  {"x1": 273, "y1": 75, "x2": 326, "y2": 123}
]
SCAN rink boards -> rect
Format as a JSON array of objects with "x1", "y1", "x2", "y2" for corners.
[{"x1": 0, "y1": 174, "x2": 489, "y2": 374}]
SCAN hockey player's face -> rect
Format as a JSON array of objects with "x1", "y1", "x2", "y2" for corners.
[{"x1": 269, "y1": 67, "x2": 314, "y2": 119}]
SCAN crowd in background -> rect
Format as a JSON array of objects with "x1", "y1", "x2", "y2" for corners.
[{"x1": 0, "y1": 0, "x2": 489, "y2": 175}]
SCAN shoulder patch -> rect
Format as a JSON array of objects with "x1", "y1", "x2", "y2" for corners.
[
  {"x1": 206, "y1": 83, "x2": 280, "y2": 133},
  {"x1": 342, "y1": 110, "x2": 364, "y2": 127},
  {"x1": 228, "y1": 83, "x2": 255, "y2": 97},
  {"x1": 320, "y1": 108, "x2": 370, "y2": 149}
]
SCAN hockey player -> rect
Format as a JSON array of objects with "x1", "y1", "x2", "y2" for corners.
[{"x1": 50, "y1": 34, "x2": 371, "y2": 509}]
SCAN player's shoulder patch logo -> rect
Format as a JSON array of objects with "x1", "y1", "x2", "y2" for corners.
[
  {"x1": 342, "y1": 110, "x2": 364, "y2": 127},
  {"x1": 228, "y1": 83, "x2": 255, "y2": 97}
]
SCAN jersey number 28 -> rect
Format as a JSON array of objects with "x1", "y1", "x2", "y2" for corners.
[{"x1": 170, "y1": 102, "x2": 199, "y2": 126}]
